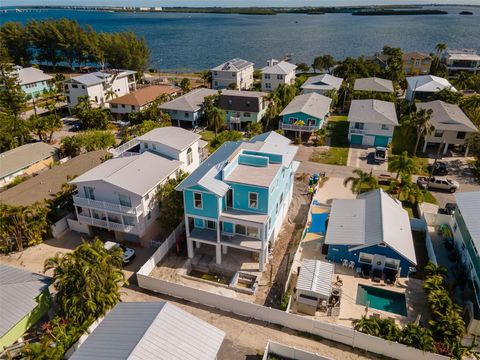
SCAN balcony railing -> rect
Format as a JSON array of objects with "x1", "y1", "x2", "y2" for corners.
[
  {"x1": 349, "y1": 128, "x2": 366, "y2": 134},
  {"x1": 73, "y1": 196, "x2": 143, "y2": 215},
  {"x1": 109, "y1": 138, "x2": 140, "y2": 158},
  {"x1": 77, "y1": 214, "x2": 141, "y2": 233},
  {"x1": 229, "y1": 116, "x2": 241, "y2": 124},
  {"x1": 279, "y1": 122, "x2": 318, "y2": 132}
]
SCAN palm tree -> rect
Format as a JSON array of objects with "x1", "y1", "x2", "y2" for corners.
[
  {"x1": 400, "y1": 323, "x2": 434, "y2": 352},
  {"x1": 435, "y1": 43, "x2": 447, "y2": 57},
  {"x1": 424, "y1": 262, "x2": 447, "y2": 277},
  {"x1": 352, "y1": 316, "x2": 380, "y2": 336},
  {"x1": 343, "y1": 169, "x2": 378, "y2": 194},
  {"x1": 388, "y1": 151, "x2": 416, "y2": 180},
  {"x1": 208, "y1": 106, "x2": 225, "y2": 137},
  {"x1": 399, "y1": 182, "x2": 424, "y2": 205},
  {"x1": 404, "y1": 108, "x2": 434, "y2": 155},
  {"x1": 264, "y1": 92, "x2": 280, "y2": 130},
  {"x1": 201, "y1": 70, "x2": 212, "y2": 87},
  {"x1": 423, "y1": 274, "x2": 445, "y2": 293},
  {"x1": 276, "y1": 84, "x2": 297, "y2": 108},
  {"x1": 104, "y1": 88, "x2": 117, "y2": 101},
  {"x1": 427, "y1": 289, "x2": 453, "y2": 314}
]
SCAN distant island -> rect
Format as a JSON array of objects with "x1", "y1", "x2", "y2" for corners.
[
  {"x1": 459, "y1": 11, "x2": 473, "y2": 15},
  {"x1": 353, "y1": 9, "x2": 448, "y2": 16}
]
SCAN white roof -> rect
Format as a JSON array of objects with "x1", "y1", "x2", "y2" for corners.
[
  {"x1": 70, "y1": 302, "x2": 225, "y2": 360},
  {"x1": 354, "y1": 77, "x2": 394, "y2": 93},
  {"x1": 262, "y1": 60, "x2": 297, "y2": 75},
  {"x1": 70, "y1": 70, "x2": 136, "y2": 86},
  {"x1": 280, "y1": 93, "x2": 332, "y2": 119},
  {"x1": 160, "y1": 88, "x2": 218, "y2": 112},
  {"x1": 301, "y1": 74, "x2": 344, "y2": 92},
  {"x1": 296, "y1": 260, "x2": 334, "y2": 299},
  {"x1": 455, "y1": 192, "x2": 480, "y2": 253},
  {"x1": 14, "y1": 66, "x2": 52, "y2": 85},
  {"x1": 446, "y1": 49, "x2": 480, "y2": 61},
  {"x1": 406, "y1": 75, "x2": 456, "y2": 93},
  {"x1": 71, "y1": 152, "x2": 181, "y2": 196},
  {"x1": 348, "y1": 99, "x2": 398, "y2": 125},
  {"x1": 325, "y1": 189, "x2": 416, "y2": 265},
  {"x1": 212, "y1": 58, "x2": 253, "y2": 72},
  {"x1": 417, "y1": 101, "x2": 478, "y2": 133},
  {"x1": 137, "y1": 127, "x2": 200, "y2": 152}
]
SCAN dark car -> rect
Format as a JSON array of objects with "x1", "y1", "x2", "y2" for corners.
[{"x1": 428, "y1": 161, "x2": 448, "y2": 175}]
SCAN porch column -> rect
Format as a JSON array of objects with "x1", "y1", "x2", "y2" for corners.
[
  {"x1": 443, "y1": 143, "x2": 449, "y2": 155},
  {"x1": 196, "y1": 242, "x2": 201, "y2": 249},
  {"x1": 222, "y1": 245, "x2": 228, "y2": 255},
  {"x1": 215, "y1": 244, "x2": 222, "y2": 265},
  {"x1": 422, "y1": 141, "x2": 428, "y2": 153},
  {"x1": 187, "y1": 239, "x2": 194, "y2": 258},
  {"x1": 259, "y1": 249, "x2": 266, "y2": 272},
  {"x1": 465, "y1": 145, "x2": 470, "y2": 157},
  {"x1": 185, "y1": 215, "x2": 190, "y2": 237}
]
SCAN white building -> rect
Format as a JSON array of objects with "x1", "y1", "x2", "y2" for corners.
[
  {"x1": 442, "y1": 49, "x2": 480, "y2": 73},
  {"x1": 347, "y1": 99, "x2": 398, "y2": 147},
  {"x1": 301, "y1": 74, "x2": 344, "y2": 95},
  {"x1": 211, "y1": 58, "x2": 254, "y2": 90},
  {"x1": 64, "y1": 70, "x2": 137, "y2": 111},
  {"x1": 261, "y1": 59, "x2": 297, "y2": 92},
  {"x1": 405, "y1": 75, "x2": 456, "y2": 102},
  {"x1": 70, "y1": 127, "x2": 202, "y2": 246}
]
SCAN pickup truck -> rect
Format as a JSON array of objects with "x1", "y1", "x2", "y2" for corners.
[{"x1": 416, "y1": 176, "x2": 460, "y2": 193}]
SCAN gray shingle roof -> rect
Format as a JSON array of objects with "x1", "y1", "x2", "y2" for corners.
[
  {"x1": 261, "y1": 60, "x2": 297, "y2": 75},
  {"x1": 70, "y1": 302, "x2": 225, "y2": 360},
  {"x1": 325, "y1": 189, "x2": 416, "y2": 265},
  {"x1": 354, "y1": 77, "x2": 394, "y2": 93},
  {"x1": 14, "y1": 66, "x2": 52, "y2": 85},
  {"x1": 348, "y1": 99, "x2": 398, "y2": 125},
  {"x1": 137, "y1": 127, "x2": 200, "y2": 152},
  {"x1": 0, "y1": 142, "x2": 57, "y2": 180},
  {"x1": 455, "y1": 192, "x2": 480, "y2": 254},
  {"x1": 296, "y1": 260, "x2": 334, "y2": 299},
  {"x1": 406, "y1": 75, "x2": 456, "y2": 93},
  {"x1": 301, "y1": 74, "x2": 344, "y2": 92},
  {"x1": 71, "y1": 152, "x2": 181, "y2": 196},
  {"x1": 160, "y1": 88, "x2": 218, "y2": 112},
  {"x1": 212, "y1": 58, "x2": 254, "y2": 72},
  {"x1": 279, "y1": 93, "x2": 332, "y2": 119},
  {"x1": 0, "y1": 265, "x2": 51, "y2": 338},
  {"x1": 416, "y1": 101, "x2": 478, "y2": 133}
]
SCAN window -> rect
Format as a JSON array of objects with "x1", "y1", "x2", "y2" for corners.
[
  {"x1": 280, "y1": 193, "x2": 284, "y2": 204},
  {"x1": 66, "y1": 96, "x2": 70, "y2": 103},
  {"x1": 277, "y1": 74, "x2": 283, "y2": 80},
  {"x1": 249, "y1": 192, "x2": 258, "y2": 209},
  {"x1": 415, "y1": 60, "x2": 420, "y2": 66},
  {"x1": 84, "y1": 186, "x2": 95, "y2": 200},
  {"x1": 187, "y1": 147, "x2": 193, "y2": 165},
  {"x1": 121, "y1": 104, "x2": 126, "y2": 108},
  {"x1": 265, "y1": 83, "x2": 271, "y2": 89},
  {"x1": 81, "y1": 85, "x2": 85, "y2": 89},
  {"x1": 213, "y1": 71, "x2": 218, "y2": 76},
  {"x1": 244, "y1": 112, "x2": 251, "y2": 117},
  {"x1": 145, "y1": 193, "x2": 150, "y2": 200},
  {"x1": 185, "y1": 112, "x2": 189, "y2": 117},
  {"x1": 235, "y1": 224, "x2": 246, "y2": 235},
  {"x1": 194, "y1": 192, "x2": 202, "y2": 209},
  {"x1": 247, "y1": 226, "x2": 259, "y2": 238},
  {"x1": 264, "y1": 74, "x2": 271, "y2": 79},
  {"x1": 457, "y1": 131, "x2": 466, "y2": 139},
  {"x1": 359, "y1": 252, "x2": 373, "y2": 264},
  {"x1": 111, "y1": 103, "x2": 118, "y2": 108},
  {"x1": 276, "y1": 203, "x2": 279, "y2": 214},
  {"x1": 307, "y1": 119, "x2": 316, "y2": 126},
  {"x1": 354, "y1": 122, "x2": 364, "y2": 130},
  {"x1": 245, "y1": 100, "x2": 250, "y2": 108},
  {"x1": 289, "y1": 117, "x2": 298, "y2": 124},
  {"x1": 152, "y1": 144, "x2": 156, "y2": 150},
  {"x1": 131, "y1": 105, "x2": 136, "y2": 110},
  {"x1": 434, "y1": 130, "x2": 443, "y2": 138},
  {"x1": 95, "y1": 96, "x2": 98, "y2": 103},
  {"x1": 118, "y1": 194, "x2": 131, "y2": 207},
  {"x1": 123, "y1": 216, "x2": 135, "y2": 226},
  {"x1": 206, "y1": 220, "x2": 216, "y2": 230},
  {"x1": 384, "y1": 258, "x2": 400, "y2": 270},
  {"x1": 72, "y1": 84, "x2": 78, "y2": 88},
  {"x1": 214, "y1": 81, "x2": 218, "y2": 87},
  {"x1": 145, "y1": 143, "x2": 149, "y2": 149},
  {"x1": 381, "y1": 124, "x2": 389, "y2": 130}
]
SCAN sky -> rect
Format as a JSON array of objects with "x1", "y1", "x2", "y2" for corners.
[{"x1": 3, "y1": 0, "x2": 480, "y2": 7}]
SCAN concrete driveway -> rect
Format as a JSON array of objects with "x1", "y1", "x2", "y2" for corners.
[
  {"x1": 314, "y1": 177, "x2": 356, "y2": 206},
  {"x1": 347, "y1": 145, "x2": 388, "y2": 172}
]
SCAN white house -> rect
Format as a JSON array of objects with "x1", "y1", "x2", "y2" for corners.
[
  {"x1": 261, "y1": 59, "x2": 297, "y2": 92},
  {"x1": 442, "y1": 49, "x2": 480, "y2": 73},
  {"x1": 64, "y1": 69, "x2": 137, "y2": 111},
  {"x1": 417, "y1": 100, "x2": 478, "y2": 155},
  {"x1": 347, "y1": 99, "x2": 398, "y2": 147},
  {"x1": 405, "y1": 75, "x2": 456, "y2": 102},
  {"x1": 70, "y1": 127, "x2": 202, "y2": 246},
  {"x1": 211, "y1": 58, "x2": 254, "y2": 90},
  {"x1": 353, "y1": 77, "x2": 394, "y2": 93},
  {"x1": 301, "y1": 74, "x2": 344, "y2": 95}
]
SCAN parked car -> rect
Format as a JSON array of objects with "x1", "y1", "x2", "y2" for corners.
[
  {"x1": 416, "y1": 176, "x2": 460, "y2": 193},
  {"x1": 428, "y1": 161, "x2": 449, "y2": 176},
  {"x1": 104, "y1": 241, "x2": 136, "y2": 264},
  {"x1": 374, "y1": 146, "x2": 387, "y2": 163}
]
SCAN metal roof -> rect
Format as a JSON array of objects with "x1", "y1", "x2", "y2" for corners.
[
  {"x1": 70, "y1": 70, "x2": 135, "y2": 86},
  {"x1": 280, "y1": 93, "x2": 332, "y2": 119},
  {"x1": 71, "y1": 152, "x2": 181, "y2": 196},
  {"x1": 160, "y1": 88, "x2": 218, "y2": 112},
  {"x1": 455, "y1": 192, "x2": 480, "y2": 253},
  {"x1": 296, "y1": 260, "x2": 334, "y2": 299},
  {"x1": 137, "y1": 127, "x2": 200, "y2": 152},
  {"x1": 348, "y1": 99, "x2": 398, "y2": 125},
  {"x1": 325, "y1": 189, "x2": 416, "y2": 265},
  {"x1": 70, "y1": 302, "x2": 225, "y2": 360},
  {"x1": 0, "y1": 142, "x2": 57, "y2": 180},
  {"x1": 0, "y1": 265, "x2": 51, "y2": 338},
  {"x1": 301, "y1": 74, "x2": 344, "y2": 92},
  {"x1": 225, "y1": 163, "x2": 282, "y2": 187},
  {"x1": 417, "y1": 101, "x2": 478, "y2": 133},
  {"x1": 353, "y1": 77, "x2": 394, "y2": 93},
  {"x1": 14, "y1": 66, "x2": 52, "y2": 85},
  {"x1": 212, "y1": 58, "x2": 254, "y2": 72},
  {"x1": 261, "y1": 60, "x2": 297, "y2": 75},
  {"x1": 406, "y1": 75, "x2": 456, "y2": 93}
]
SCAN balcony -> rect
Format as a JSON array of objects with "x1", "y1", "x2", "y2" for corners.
[
  {"x1": 77, "y1": 214, "x2": 142, "y2": 233},
  {"x1": 73, "y1": 195, "x2": 143, "y2": 215},
  {"x1": 229, "y1": 116, "x2": 241, "y2": 124},
  {"x1": 279, "y1": 122, "x2": 319, "y2": 133},
  {"x1": 188, "y1": 228, "x2": 262, "y2": 252},
  {"x1": 349, "y1": 128, "x2": 366, "y2": 135},
  {"x1": 109, "y1": 138, "x2": 140, "y2": 158}
]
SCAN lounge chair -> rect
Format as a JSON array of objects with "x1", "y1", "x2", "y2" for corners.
[{"x1": 372, "y1": 268, "x2": 382, "y2": 282}]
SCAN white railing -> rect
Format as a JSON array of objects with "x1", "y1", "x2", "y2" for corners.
[
  {"x1": 73, "y1": 196, "x2": 143, "y2": 215},
  {"x1": 349, "y1": 128, "x2": 366, "y2": 134},
  {"x1": 117, "y1": 151, "x2": 140, "y2": 158},
  {"x1": 77, "y1": 214, "x2": 138, "y2": 233},
  {"x1": 279, "y1": 122, "x2": 318, "y2": 132},
  {"x1": 229, "y1": 116, "x2": 241, "y2": 124},
  {"x1": 109, "y1": 138, "x2": 140, "y2": 158}
]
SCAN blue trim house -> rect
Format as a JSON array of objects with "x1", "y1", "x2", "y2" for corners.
[
  {"x1": 324, "y1": 189, "x2": 417, "y2": 277},
  {"x1": 176, "y1": 131, "x2": 299, "y2": 271},
  {"x1": 279, "y1": 93, "x2": 332, "y2": 134},
  {"x1": 13, "y1": 66, "x2": 52, "y2": 98}
]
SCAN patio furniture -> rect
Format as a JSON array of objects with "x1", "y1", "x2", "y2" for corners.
[
  {"x1": 342, "y1": 259, "x2": 348, "y2": 268},
  {"x1": 349, "y1": 261, "x2": 355, "y2": 269},
  {"x1": 361, "y1": 265, "x2": 371, "y2": 278},
  {"x1": 384, "y1": 269, "x2": 397, "y2": 285},
  {"x1": 372, "y1": 268, "x2": 382, "y2": 282}
]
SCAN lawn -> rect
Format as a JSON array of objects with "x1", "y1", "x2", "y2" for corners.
[
  {"x1": 199, "y1": 130, "x2": 216, "y2": 153},
  {"x1": 309, "y1": 115, "x2": 349, "y2": 166}
]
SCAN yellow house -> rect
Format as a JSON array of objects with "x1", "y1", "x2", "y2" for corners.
[{"x1": 402, "y1": 52, "x2": 432, "y2": 76}]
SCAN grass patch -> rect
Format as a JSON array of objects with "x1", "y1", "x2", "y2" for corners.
[
  {"x1": 413, "y1": 156, "x2": 429, "y2": 175},
  {"x1": 401, "y1": 201, "x2": 415, "y2": 218},
  {"x1": 199, "y1": 130, "x2": 216, "y2": 153},
  {"x1": 423, "y1": 190, "x2": 437, "y2": 204},
  {"x1": 309, "y1": 115, "x2": 349, "y2": 166}
]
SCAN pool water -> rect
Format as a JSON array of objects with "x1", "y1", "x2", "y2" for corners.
[
  {"x1": 356, "y1": 285, "x2": 407, "y2": 316},
  {"x1": 309, "y1": 212, "x2": 329, "y2": 234}
]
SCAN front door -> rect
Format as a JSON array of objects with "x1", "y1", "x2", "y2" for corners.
[
  {"x1": 372, "y1": 254, "x2": 386, "y2": 271},
  {"x1": 226, "y1": 189, "x2": 233, "y2": 208}
]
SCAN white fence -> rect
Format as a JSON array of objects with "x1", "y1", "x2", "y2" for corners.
[
  {"x1": 425, "y1": 231, "x2": 438, "y2": 265},
  {"x1": 262, "y1": 340, "x2": 332, "y2": 360},
  {"x1": 67, "y1": 218, "x2": 90, "y2": 235},
  {"x1": 50, "y1": 215, "x2": 71, "y2": 238},
  {"x1": 137, "y1": 271, "x2": 447, "y2": 360}
]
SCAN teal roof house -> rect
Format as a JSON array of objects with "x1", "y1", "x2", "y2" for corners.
[
  {"x1": 176, "y1": 131, "x2": 299, "y2": 272},
  {"x1": 279, "y1": 93, "x2": 332, "y2": 134}
]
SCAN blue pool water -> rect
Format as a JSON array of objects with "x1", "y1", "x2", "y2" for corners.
[
  {"x1": 309, "y1": 212, "x2": 328, "y2": 234},
  {"x1": 356, "y1": 285, "x2": 407, "y2": 316}
]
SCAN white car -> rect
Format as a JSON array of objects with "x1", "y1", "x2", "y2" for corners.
[
  {"x1": 104, "y1": 241, "x2": 136, "y2": 264},
  {"x1": 374, "y1": 147, "x2": 387, "y2": 163},
  {"x1": 416, "y1": 176, "x2": 460, "y2": 193}
]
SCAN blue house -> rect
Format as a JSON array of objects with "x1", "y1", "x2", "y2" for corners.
[
  {"x1": 13, "y1": 66, "x2": 53, "y2": 98},
  {"x1": 279, "y1": 93, "x2": 332, "y2": 134},
  {"x1": 176, "y1": 131, "x2": 299, "y2": 271},
  {"x1": 324, "y1": 189, "x2": 417, "y2": 277}
]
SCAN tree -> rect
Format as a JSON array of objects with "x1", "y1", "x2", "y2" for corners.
[
  {"x1": 44, "y1": 238, "x2": 125, "y2": 325},
  {"x1": 207, "y1": 106, "x2": 225, "y2": 136},
  {"x1": 388, "y1": 151, "x2": 416, "y2": 180},
  {"x1": 424, "y1": 262, "x2": 447, "y2": 277},
  {"x1": 210, "y1": 130, "x2": 243, "y2": 150},
  {"x1": 276, "y1": 83, "x2": 297, "y2": 108},
  {"x1": 433, "y1": 88, "x2": 463, "y2": 104},
  {"x1": 343, "y1": 169, "x2": 378, "y2": 194},
  {"x1": 246, "y1": 122, "x2": 263, "y2": 138},
  {"x1": 156, "y1": 171, "x2": 189, "y2": 233},
  {"x1": 180, "y1": 78, "x2": 191, "y2": 93},
  {"x1": 127, "y1": 96, "x2": 171, "y2": 125},
  {"x1": 74, "y1": 96, "x2": 110, "y2": 130},
  {"x1": 402, "y1": 108, "x2": 434, "y2": 155},
  {"x1": 321, "y1": 54, "x2": 335, "y2": 74},
  {"x1": 400, "y1": 323, "x2": 434, "y2": 352},
  {"x1": 227, "y1": 82, "x2": 238, "y2": 90},
  {"x1": 399, "y1": 181, "x2": 424, "y2": 205},
  {"x1": 29, "y1": 114, "x2": 62, "y2": 143},
  {"x1": 382, "y1": 46, "x2": 404, "y2": 84},
  {"x1": 312, "y1": 56, "x2": 324, "y2": 73},
  {"x1": 435, "y1": 43, "x2": 447, "y2": 57},
  {"x1": 60, "y1": 130, "x2": 115, "y2": 157},
  {"x1": 27, "y1": 20, "x2": 65, "y2": 70},
  {"x1": 296, "y1": 63, "x2": 309, "y2": 73},
  {"x1": 0, "y1": 22, "x2": 32, "y2": 65},
  {"x1": 200, "y1": 70, "x2": 212, "y2": 87}
]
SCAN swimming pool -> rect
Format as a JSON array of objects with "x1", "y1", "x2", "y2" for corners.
[
  {"x1": 356, "y1": 285, "x2": 407, "y2": 316},
  {"x1": 309, "y1": 212, "x2": 328, "y2": 234}
]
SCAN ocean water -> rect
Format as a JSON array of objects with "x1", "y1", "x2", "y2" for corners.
[{"x1": 1, "y1": 7, "x2": 479, "y2": 71}]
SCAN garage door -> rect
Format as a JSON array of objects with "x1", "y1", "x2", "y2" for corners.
[
  {"x1": 350, "y1": 134, "x2": 363, "y2": 145},
  {"x1": 374, "y1": 136, "x2": 390, "y2": 147}
]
